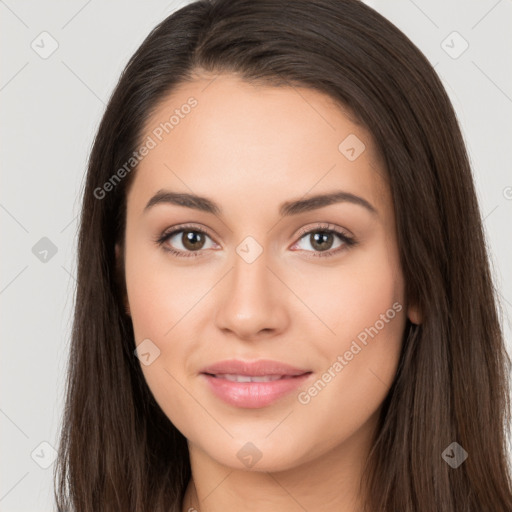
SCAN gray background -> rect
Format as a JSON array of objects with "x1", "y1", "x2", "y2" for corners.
[{"x1": 1, "y1": 0, "x2": 511, "y2": 510}]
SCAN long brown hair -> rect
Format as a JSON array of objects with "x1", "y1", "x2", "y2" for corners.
[{"x1": 54, "y1": 0, "x2": 512, "y2": 510}]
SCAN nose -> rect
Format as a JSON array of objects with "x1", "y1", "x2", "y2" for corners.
[{"x1": 214, "y1": 247, "x2": 290, "y2": 341}]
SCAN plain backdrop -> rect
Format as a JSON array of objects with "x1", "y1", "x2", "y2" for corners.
[{"x1": 1, "y1": 0, "x2": 511, "y2": 510}]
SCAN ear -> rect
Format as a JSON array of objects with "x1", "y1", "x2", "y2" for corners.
[
  {"x1": 115, "y1": 243, "x2": 131, "y2": 317},
  {"x1": 407, "y1": 303, "x2": 422, "y2": 325}
]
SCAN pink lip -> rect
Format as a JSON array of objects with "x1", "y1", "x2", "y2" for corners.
[
  {"x1": 200, "y1": 359, "x2": 310, "y2": 376},
  {"x1": 200, "y1": 359, "x2": 312, "y2": 408}
]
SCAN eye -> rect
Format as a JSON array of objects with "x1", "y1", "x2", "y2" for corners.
[
  {"x1": 291, "y1": 223, "x2": 357, "y2": 258},
  {"x1": 154, "y1": 224, "x2": 218, "y2": 258},
  {"x1": 154, "y1": 222, "x2": 357, "y2": 259}
]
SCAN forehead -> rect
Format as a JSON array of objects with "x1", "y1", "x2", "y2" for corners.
[{"x1": 127, "y1": 73, "x2": 390, "y2": 220}]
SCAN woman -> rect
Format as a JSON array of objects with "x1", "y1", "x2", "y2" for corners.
[{"x1": 54, "y1": 0, "x2": 512, "y2": 510}]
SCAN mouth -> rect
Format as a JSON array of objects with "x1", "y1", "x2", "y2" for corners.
[
  {"x1": 203, "y1": 373, "x2": 309, "y2": 382},
  {"x1": 199, "y1": 359, "x2": 313, "y2": 408}
]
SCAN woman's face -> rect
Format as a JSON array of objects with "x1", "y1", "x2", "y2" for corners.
[{"x1": 117, "y1": 73, "x2": 420, "y2": 472}]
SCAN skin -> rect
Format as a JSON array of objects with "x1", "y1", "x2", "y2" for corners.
[{"x1": 116, "y1": 72, "x2": 421, "y2": 512}]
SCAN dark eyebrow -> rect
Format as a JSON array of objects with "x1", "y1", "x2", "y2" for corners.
[
  {"x1": 143, "y1": 189, "x2": 378, "y2": 217},
  {"x1": 279, "y1": 191, "x2": 377, "y2": 217},
  {"x1": 144, "y1": 190, "x2": 221, "y2": 215}
]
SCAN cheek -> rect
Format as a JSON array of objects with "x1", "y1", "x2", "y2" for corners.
[
  {"x1": 295, "y1": 237, "x2": 405, "y2": 351},
  {"x1": 125, "y1": 242, "x2": 206, "y2": 342},
  {"x1": 292, "y1": 240, "x2": 406, "y2": 438},
  {"x1": 124, "y1": 245, "x2": 210, "y2": 416},
  {"x1": 294, "y1": 239, "x2": 406, "y2": 407},
  {"x1": 296, "y1": 305, "x2": 405, "y2": 460},
  {"x1": 124, "y1": 246, "x2": 206, "y2": 433}
]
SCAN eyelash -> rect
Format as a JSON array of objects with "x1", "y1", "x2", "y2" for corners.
[{"x1": 154, "y1": 223, "x2": 357, "y2": 259}]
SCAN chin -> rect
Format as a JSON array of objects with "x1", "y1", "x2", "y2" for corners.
[{"x1": 200, "y1": 437, "x2": 313, "y2": 473}]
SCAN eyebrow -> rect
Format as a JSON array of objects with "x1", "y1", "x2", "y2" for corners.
[{"x1": 143, "y1": 189, "x2": 378, "y2": 217}]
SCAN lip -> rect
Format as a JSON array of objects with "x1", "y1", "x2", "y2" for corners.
[
  {"x1": 200, "y1": 359, "x2": 312, "y2": 408},
  {"x1": 200, "y1": 359, "x2": 310, "y2": 377}
]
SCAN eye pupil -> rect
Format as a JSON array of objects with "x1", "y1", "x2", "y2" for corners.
[
  {"x1": 311, "y1": 231, "x2": 334, "y2": 251},
  {"x1": 183, "y1": 230, "x2": 205, "y2": 250}
]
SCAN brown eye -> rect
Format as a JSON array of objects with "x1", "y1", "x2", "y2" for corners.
[
  {"x1": 308, "y1": 231, "x2": 336, "y2": 251},
  {"x1": 180, "y1": 230, "x2": 207, "y2": 251},
  {"x1": 156, "y1": 225, "x2": 217, "y2": 258},
  {"x1": 291, "y1": 225, "x2": 357, "y2": 258}
]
